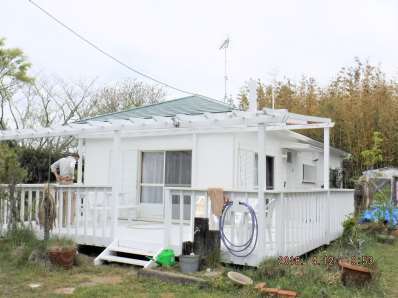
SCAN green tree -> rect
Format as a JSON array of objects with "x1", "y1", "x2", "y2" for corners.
[
  {"x1": 237, "y1": 59, "x2": 398, "y2": 180},
  {"x1": 237, "y1": 86, "x2": 249, "y2": 111},
  {"x1": 0, "y1": 38, "x2": 33, "y2": 129},
  {"x1": 361, "y1": 132, "x2": 384, "y2": 170}
]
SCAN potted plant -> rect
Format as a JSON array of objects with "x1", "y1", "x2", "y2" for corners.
[{"x1": 47, "y1": 237, "x2": 77, "y2": 269}]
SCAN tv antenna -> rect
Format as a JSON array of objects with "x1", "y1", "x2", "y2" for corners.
[{"x1": 219, "y1": 37, "x2": 230, "y2": 104}]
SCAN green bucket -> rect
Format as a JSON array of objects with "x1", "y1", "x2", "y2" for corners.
[{"x1": 155, "y1": 249, "x2": 176, "y2": 267}]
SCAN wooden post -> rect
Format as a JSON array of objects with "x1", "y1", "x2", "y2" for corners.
[
  {"x1": 111, "y1": 132, "x2": 121, "y2": 238},
  {"x1": 323, "y1": 127, "x2": 331, "y2": 243},
  {"x1": 192, "y1": 134, "x2": 197, "y2": 187},
  {"x1": 276, "y1": 192, "x2": 285, "y2": 255},
  {"x1": 257, "y1": 124, "x2": 266, "y2": 255},
  {"x1": 164, "y1": 188, "x2": 172, "y2": 248},
  {"x1": 323, "y1": 127, "x2": 330, "y2": 190}
]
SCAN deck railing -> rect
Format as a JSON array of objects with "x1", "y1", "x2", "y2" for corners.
[
  {"x1": 0, "y1": 184, "x2": 115, "y2": 246},
  {"x1": 1, "y1": 183, "x2": 354, "y2": 265},
  {"x1": 164, "y1": 187, "x2": 354, "y2": 265}
]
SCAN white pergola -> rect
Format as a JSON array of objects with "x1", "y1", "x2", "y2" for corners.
[{"x1": 0, "y1": 108, "x2": 334, "y2": 236}]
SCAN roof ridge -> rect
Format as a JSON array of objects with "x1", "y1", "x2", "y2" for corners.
[{"x1": 80, "y1": 95, "x2": 232, "y2": 122}]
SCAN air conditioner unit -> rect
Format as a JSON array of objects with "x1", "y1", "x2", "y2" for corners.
[{"x1": 282, "y1": 151, "x2": 293, "y2": 163}]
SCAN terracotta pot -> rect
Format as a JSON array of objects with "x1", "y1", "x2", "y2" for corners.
[
  {"x1": 338, "y1": 260, "x2": 372, "y2": 287},
  {"x1": 47, "y1": 246, "x2": 76, "y2": 269}
]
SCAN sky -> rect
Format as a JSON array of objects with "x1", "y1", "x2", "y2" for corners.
[{"x1": 1, "y1": 0, "x2": 398, "y2": 102}]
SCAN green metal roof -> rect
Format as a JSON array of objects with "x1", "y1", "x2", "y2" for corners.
[{"x1": 82, "y1": 95, "x2": 234, "y2": 122}]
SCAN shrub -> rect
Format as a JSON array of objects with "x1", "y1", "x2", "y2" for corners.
[{"x1": 342, "y1": 215, "x2": 356, "y2": 239}]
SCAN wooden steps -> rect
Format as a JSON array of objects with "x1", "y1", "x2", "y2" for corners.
[
  {"x1": 94, "y1": 239, "x2": 163, "y2": 268},
  {"x1": 99, "y1": 255, "x2": 149, "y2": 267}
]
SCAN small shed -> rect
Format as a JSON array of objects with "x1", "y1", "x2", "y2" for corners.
[{"x1": 362, "y1": 167, "x2": 398, "y2": 206}]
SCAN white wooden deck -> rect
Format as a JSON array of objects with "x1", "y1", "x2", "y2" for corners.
[{"x1": 0, "y1": 184, "x2": 355, "y2": 266}]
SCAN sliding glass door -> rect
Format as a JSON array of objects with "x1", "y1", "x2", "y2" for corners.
[{"x1": 140, "y1": 150, "x2": 192, "y2": 219}]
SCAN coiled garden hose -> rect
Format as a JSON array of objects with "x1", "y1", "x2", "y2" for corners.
[{"x1": 219, "y1": 201, "x2": 258, "y2": 257}]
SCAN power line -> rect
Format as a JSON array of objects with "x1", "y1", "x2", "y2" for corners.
[{"x1": 28, "y1": 0, "x2": 206, "y2": 97}]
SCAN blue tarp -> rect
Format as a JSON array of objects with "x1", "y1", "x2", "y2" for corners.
[{"x1": 361, "y1": 207, "x2": 398, "y2": 226}]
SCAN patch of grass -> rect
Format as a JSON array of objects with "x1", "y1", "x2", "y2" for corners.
[
  {"x1": 1, "y1": 225, "x2": 398, "y2": 297},
  {"x1": 2, "y1": 226, "x2": 45, "y2": 267}
]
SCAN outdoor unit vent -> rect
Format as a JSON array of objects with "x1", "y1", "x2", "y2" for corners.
[{"x1": 286, "y1": 151, "x2": 293, "y2": 163}]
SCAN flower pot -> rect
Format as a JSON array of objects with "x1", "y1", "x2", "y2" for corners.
[
  {"x1": 47, "y1": 246, "x2": 76, "y2": 269},
  {"x1": 338, "y1": 260, "x2": 372, "y2": 287},
  {"x1": 179, "y1": 255, "x2": 200, "y2": 273}
]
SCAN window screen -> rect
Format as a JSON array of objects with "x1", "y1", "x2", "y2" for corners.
[{"x1": 303, "y1": 164, "x2": 317, "y2": 183}]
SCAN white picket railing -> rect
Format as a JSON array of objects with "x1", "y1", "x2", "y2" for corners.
[
  {"x1": 1, "y1": 183, "x2": 354, "y2": 266},
  {"x1": 164, "y1": 187, "x2": 354, "y2": 266},
  {"x1": 0, "y1": 184, "x2": 115, "y2": 246}
]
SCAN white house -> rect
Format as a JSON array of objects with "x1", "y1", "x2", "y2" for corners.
[{"x1": 0, "y1": 93, "x2": 354, "y2": 267}]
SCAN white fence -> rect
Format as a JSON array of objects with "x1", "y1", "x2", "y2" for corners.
[
  {"x1": 0, "y1": 184, "x2": 114, "y2": 246},
  {"x1": 164, "y1": 187, "x2": 354, "y2": 266}
]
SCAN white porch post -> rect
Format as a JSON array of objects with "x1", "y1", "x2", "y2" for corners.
[
  {"x1": 111, "y1": 131, "x2": 122, "y2": 238},
  {"x1": 324, "y1": 127, "x2": 331, "y2": 243},
  {"x1": 77, "y1": 138, "x2": 84, "y2": 184},
  {"x1": 257, "y1": 124, "x2": 266, "y2": 254},
  {"x1": 191, "y1": 133, "x2": 198, "y2": 187},
  {"x1": 323, "y1": 127, "x2": 330, "y2": 190}
]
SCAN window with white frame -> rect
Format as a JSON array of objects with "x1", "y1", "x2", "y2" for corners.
[
  {"x1": 302, "y1": 164, "x2": 317, "y2": 184},
  {"x1": 140, "y1": 151, "x2": 192, "y2": 204}
]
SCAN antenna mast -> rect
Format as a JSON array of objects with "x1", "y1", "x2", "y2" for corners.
[{"x1": 219, "y1": 37, "x2": 230, "y2": 103}]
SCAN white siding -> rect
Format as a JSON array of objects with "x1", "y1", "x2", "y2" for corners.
[
  {"x1": 84, "y1": 131, "x2": 346, "y2": 198},
  {"x1": 195, "y1": 134, "x2": 234, "y2": 189}
]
